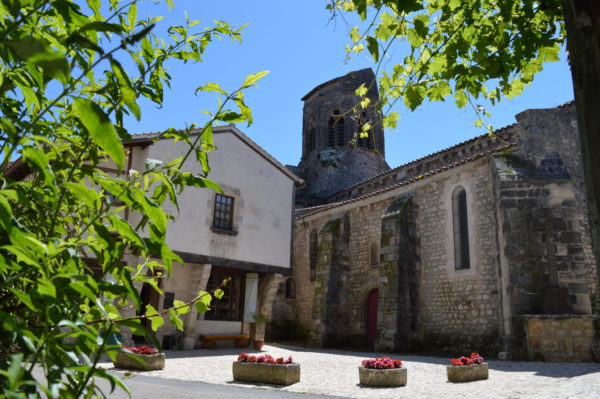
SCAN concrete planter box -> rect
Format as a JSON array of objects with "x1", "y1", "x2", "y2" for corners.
[
  {"x1": 113, "y1": 352, "x2": 165, "y2": 371},
  {"x1": 358, "y1": 366, "x2": 407, "y2": 387},
  {"x1": 232, "y1": 361, "x2": 300, "y2": 386},
  {"x1": 446, "y1": 363, "x2": 488, "y2": 383}
]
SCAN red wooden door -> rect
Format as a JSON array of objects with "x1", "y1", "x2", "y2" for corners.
[{"x1": 366, "y1": 288, "x2": 379, "y2": 348}]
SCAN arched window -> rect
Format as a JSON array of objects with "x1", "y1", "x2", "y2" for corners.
[
  {"x1": 452, "y1": 186, "x2": 470, "y2": 270},
  {"x1": 327, "y1": 118, "x2": 335, "y2": 148},
  {"x1": 308, "y1": 127, "x2": 316, "y2": 151},
  {"x1": 336, "y1": 117, "x2": 345, "y2": 146},
  {"x1": 370, "y1": 242, "x2": 379, "y2": 266},
  {"x1": 309, "y1": 229, "x2": 318, "y2": 281},
  {"x1": 285, "y1": 278, "x2": 296, "y2": 299}
]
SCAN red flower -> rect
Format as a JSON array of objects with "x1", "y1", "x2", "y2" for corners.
[
  {"x1": 362, "y1": 357, "x2": 402, "y2": 369},
  {"x1": 237, "y1": 353, "x2": 292, "y2": 364},
  {"x1": 470, "y1": 353, "x2": 484, "y2": 364},
  {"x1": 120, "y1": 345, "x2": 159, "y2": 355},
  {"x1": 450, "y1": 353, "x2": 484, "y2": 366}
]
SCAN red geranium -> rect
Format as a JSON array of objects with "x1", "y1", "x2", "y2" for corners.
[
  {"x1": 121, "y1": 345, "x2": 159, "y2": 355},
  {"x1": 450, "y1": 352, "x2": 484, "y2": 366},
  {"x1": 237, "y1": 353, "x2": 292, "y2": 364},
  {"x1": 361, "y1": 357, "x2": 403, "y2": 369}
]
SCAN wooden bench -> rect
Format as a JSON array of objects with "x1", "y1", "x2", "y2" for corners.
[{"x1": 199, "y1": 335, "x2": 249, "y2": 349}]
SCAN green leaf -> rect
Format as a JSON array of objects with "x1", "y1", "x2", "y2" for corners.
[
  {"x1": 38, "y1": 278, "x2": 57, "y2": 298},
  {"x1": 366, "y1": 36, "x2": 379, "y2": 63},
  {"x1": 69, "y1": 281, "x2": 96, "y2": 301},
  {"x1": 241, "y1": 70, "x2": 269, "y2": 88},
  {"x1": 403, "y1": 85, "x2": 426, "y2": 110},
  {"x1": 216, "y1": 111, "x2": 245, "y2": 123},
  {"x1": 214, "y1": 289, "x2": 224, "y2": 300},
  {"x1": 396, "y1": 0, "x2": 423, "y2": 13},
  {"x1": 111, "y1": 60, "x2": 140, "y2": 120},
  {"x1": 72, "y1": 98, "x2": 125, "y2": 169},
  {"x1": 79, "y1": 22, "x2": 124, "y2": 34},
  {"x1": 16, "y1": 82, "x2": 39, "y2": 113},
  {"x1": 355, "y1": 83, "x2": 368, "y2": 97},
  {"x1": 194, "y1": 290, "x2": 212, "y2": 314},
  {"x1": 454, "y1": 90, "x2": 468, "y2": 108},
  {"x1": 63, "y1": 182, "x2": 99, "y2": 209},
  {"x1": 145, "y1": 304, "x2": 163, "y2": 331},
  {"x1": 196, "y1": 82, "x2": 227, "y2": 95},
  {"x1": 428, "y1": 82, "x2": 452, "y2": 101},
  {"x1": 173, "y1": 300, "x2": 190, "y2": 315},
  {"x1": 168, "y1": 309, "x2": 183, "y2": 330},
  {"x1": 109, "y1": 215, "x2": 145, "y2": 248},
  {"x1": 6, "y1": 37, "x2": 69, "y2": 83},
  {"x1": 22, "y1": 147, "x2": 53, "y2": 185},
  {"x1": 8, "y1": 289, "x2": 35, "y2": 311},
  {"x1": 413, "y1": 14, "x2": 429, "y2": 38}
]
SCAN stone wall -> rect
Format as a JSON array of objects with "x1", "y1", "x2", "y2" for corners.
[
  {"x1": 492, "y1": 104, "x2": 598, "y2": 358},
  {"x1": 285, "y1": 160, "x2": 505, "y2": 354},
  {"x1": 519, "y1": 315, "x2": 597, "y2": 362},
  {"x1": 377, "y1": 194, "x2": 421, "y2": 352},
  {"x1": 415, "y1": 164, "x2": 502, "y2": 353},
  {"x1": 515, "y1": 105, "x2": 597, "y2": 301}
]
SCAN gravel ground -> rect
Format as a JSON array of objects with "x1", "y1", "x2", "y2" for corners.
[{"x1": 99, "y1": 343, "x2": 600, "y2": 399}]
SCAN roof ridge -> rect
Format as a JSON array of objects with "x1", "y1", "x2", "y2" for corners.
[
  {"x1": 298, "y1": 144, "x2": 516, "y2": 220},
  {"x1": 329, "y1": 123, "x2": 518, "y2": 198}
]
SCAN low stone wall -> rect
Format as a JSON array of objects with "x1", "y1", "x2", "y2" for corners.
[{"x1": 519, "y1": 314, "x2": 598, "y2": 362}]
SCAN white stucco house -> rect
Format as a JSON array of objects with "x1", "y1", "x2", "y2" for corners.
[{"x1": 121, "y1": 124, "x2": 303, "y2": 349}]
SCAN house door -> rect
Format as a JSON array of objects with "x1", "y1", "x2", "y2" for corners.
[{"x1": 366, "y1": 288, "x2": 379, "y2": 348}]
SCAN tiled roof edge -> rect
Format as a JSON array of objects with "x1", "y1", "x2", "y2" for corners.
[{"x1": 297, "y1": 144, "x2": 516, "y2": 220}]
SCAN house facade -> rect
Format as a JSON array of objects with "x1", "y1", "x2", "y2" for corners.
[
  {"x1": 272, "y1": 69, "x2": 598, "y2": 361},
  {"x1": 120, "y1": 125, "x2": 302, "y2": 349}
]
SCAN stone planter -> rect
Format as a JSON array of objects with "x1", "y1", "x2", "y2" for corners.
[
  {"x1": 446, "y1": 363, "x2": 488, "y2": 383},
  {"x1": 232, "y1": 361, "x2": 300, "y2": 386},
  {"x1": 113, "y1": 352, "x2": 165, "y2": 371},
  {"x1": 358, "y1": 366, "x2": 407, "y2": 387}
]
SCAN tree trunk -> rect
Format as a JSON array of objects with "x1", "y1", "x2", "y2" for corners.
[{"x1": 562, "y1": 0, "x2": 600, "y2": 312}]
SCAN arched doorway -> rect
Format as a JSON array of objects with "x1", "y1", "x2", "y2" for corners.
[{"x1": 366, "y1": 288, "x2": 379, "y2": 348}]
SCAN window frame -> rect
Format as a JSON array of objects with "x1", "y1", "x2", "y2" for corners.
[
  {"x1": 452, "y1": 186, "x2": 471, "y2": 270},
  {"x1": 203, "y1": 266, "x2": 245, "y2": 322},
  {"x1": 285, "y1": 278, "x2": 296, "y2": 299},
  {"x1": 309, "y1": 229, "x2": 318, "y2": 281},
  {"x1": 212, "y1": 193, "x2": 235, "y2": 231}
]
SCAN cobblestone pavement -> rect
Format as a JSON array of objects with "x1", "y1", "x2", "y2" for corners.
[{"x1": 100, "y1": 343, "x2": 600, "y2": 399}]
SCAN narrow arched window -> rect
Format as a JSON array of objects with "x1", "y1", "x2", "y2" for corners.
[
  {"x1": 336, "y1": 117, "x2": 345, "y2": 146},
  {"x1": 370, "y1": 242, "x2": 379, "y2": 266},
  {"x1": 327, "y1": 118, "x2": 335, "y2": 148},
  {"x1": 285, "y1": 278, "x2": 296, "y2": 299},
  {"x1": 309, "y1": 229, "x2": 318, "y2": 281},
  {"x1": 309, "y1": 127, "x2": 316, "y2": 151},
  {"x1": 452, "y1": 186, "x2": 470, "y2": 270}
]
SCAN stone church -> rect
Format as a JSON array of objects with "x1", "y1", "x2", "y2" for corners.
[{"x1": 272, "y1": 68, "x2": 599, "y2": 361}]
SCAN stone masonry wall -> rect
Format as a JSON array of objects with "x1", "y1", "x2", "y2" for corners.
[
  {"x1": 286, "y1": 160, "x2": 504, "y2": 354},
  {"x1": 416, "y1": 163, "x2": 502, "y2": 353},
  {"x1": 270, "y1": 224, "x2": 312, "y2": 340},
  {"x1": 378, "y1": 194, "x2": 420, "y2": 352},
  {"x1": 515, "y1": 105, "x2": 597, "y2": 304}
]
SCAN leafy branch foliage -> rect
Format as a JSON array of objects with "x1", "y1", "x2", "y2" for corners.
[
  {"x1": 328, "y1": 0, "x2": 564, "y2": 131},
  {"x1": 0, "y1": 0, "x2": 266, "y2": 397}
]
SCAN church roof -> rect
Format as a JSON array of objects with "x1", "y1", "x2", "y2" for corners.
[
  {"x1": 296, "y1": 143, "x2": 515, "y2": 220},
  {"x1": 329, "y1": 123, "x2": 517, "y2": 200}
]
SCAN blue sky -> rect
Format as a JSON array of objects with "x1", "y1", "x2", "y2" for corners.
[{"x1": 126, "y1": 0, "x2": 574, "y2": 169}]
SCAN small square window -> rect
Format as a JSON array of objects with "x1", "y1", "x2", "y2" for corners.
[{"x1": 213, "y1": 194, "x2": 235, "y2": 230}]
